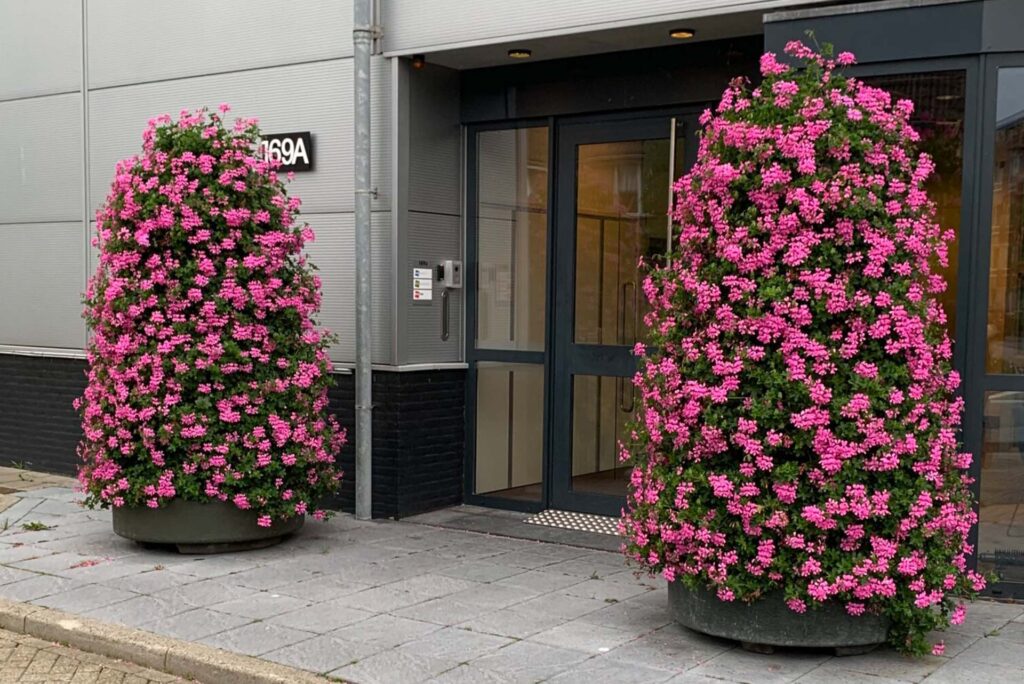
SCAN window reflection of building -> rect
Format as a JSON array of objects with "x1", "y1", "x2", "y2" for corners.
[
  {"x1": 982, "y1": 68, "x2": 1024, "y2": 588},
  {"x1": 862, "y1": 72, "x2": 965, "y2": 341}
]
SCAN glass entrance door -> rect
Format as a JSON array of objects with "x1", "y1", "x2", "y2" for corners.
[{"x1": 549, "y1": 116, "x2": 689, "y2": 515}]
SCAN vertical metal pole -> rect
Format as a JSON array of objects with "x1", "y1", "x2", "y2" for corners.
[
  {"x1": 81, "y1": 0, "x2": 91, "y2": 348},
  {"x1": 353, "y1": 0, "x2": 374, "y2": 520}
]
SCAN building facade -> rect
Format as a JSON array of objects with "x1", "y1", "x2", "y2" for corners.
[{"x1": 3, "y1": 0, "x2": 1024, "y2": 595}]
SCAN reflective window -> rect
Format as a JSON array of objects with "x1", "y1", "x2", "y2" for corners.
[
  {"x1": 863, "y1": 72, "x2": 965, "y2": 342},
  {"x1": 987, "y1": 67, "x2": 1024, "y2": 373},
  {"x1": 980, "y1": 391, "x2": 1024, "y2": 585},
  {"x1": 571, "y1": 375, "x2": 635, "y2": 496},
  {"x1": 475, "y1": 128, "x2": 549, "y2": 352},
  {"x1": 474, "y1": 362, "x2": 544, "y2": 500}
]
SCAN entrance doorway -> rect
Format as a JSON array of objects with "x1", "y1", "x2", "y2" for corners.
[{"x1": 467, "y1": 112, "x2": 695, "y2": 515}]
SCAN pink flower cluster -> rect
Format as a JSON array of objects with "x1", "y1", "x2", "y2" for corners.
[
  {"x1": 622, "y1": 43, "x2": 982, "y2": 655},
  {"x1": 76, "y1": 106, "x2": 345, "y2": 523}
]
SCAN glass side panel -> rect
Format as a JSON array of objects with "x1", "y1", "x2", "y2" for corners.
[
  {"x1": 474, "y1": 362, "x2": 544, "y2": 500},
  {"x1": 980, "y1": 390, "x2": 1024, "y2": 585},
  {"x1": 475, "y1": 127, "x2": 549, "y2": 352},
  {"x1": 571, "y1": 374, "x2": 636, "y2": 496},
  {"x1": 987, "y1": 67, "x2": 1024, "y2": 373},
  {"x1": 573, "y1": 138, "x2": 680, "y2": 346},
  {"x1": 862, "y1": 71, "x2": 965, "y2": 343}
]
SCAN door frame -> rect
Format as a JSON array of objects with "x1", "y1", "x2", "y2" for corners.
[
  {"x1": 463, "y1": 106, "x2": 703, "y2": 514},
  {"x1": 549, "y1": 113, "x2": 699, "y2": 515}
]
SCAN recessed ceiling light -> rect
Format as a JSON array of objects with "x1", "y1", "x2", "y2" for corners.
[
  {"x1": 507, "y1": 48, "x2": 532, "y2": 59},
  {"x1": 669, "y1": 28, "x2": 696, "y2": 40}
]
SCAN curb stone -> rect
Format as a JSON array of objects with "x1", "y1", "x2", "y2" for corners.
[{"x1": 0, "y1": 596, "x2": 335, "y2": 684}]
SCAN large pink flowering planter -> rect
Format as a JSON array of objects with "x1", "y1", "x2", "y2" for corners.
[
  {"x1": 112, "y1": 500, "x2": 304, "y2": 554},
  {"x1": 622, "y1": 41, "x2": 984, "y2": 657},
  {"x1": 76, "y1": 107, "x2": 345, "y2": 555}
]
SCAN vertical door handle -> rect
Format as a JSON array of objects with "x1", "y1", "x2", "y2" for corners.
[
  {"x1": 441, "y1": 289, "x2": 450, "y2": 341},
  {"x1": 619, "y1": 281, "x2": 636, "y2": 346}
]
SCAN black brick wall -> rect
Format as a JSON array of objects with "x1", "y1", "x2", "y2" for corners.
[
  {"x1": 0, "y1": 354, "x2": 465, "y2": 519},
  {"x1": 0, "y1": 355, "x2": 87, "y2": 476}
]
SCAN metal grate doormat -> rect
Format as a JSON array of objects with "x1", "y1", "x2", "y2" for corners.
[{"x1": 524, "y1": 509, "x2": 621, "y2": 536}]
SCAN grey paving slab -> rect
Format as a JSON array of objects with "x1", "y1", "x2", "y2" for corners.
[
  {"x1": 471, "y1": 641, "x2": 594, "y2": 683},
  {"x1": 137, "y1": 607, "x2": 252, "y2": 640},
  {"x1": 563, "y1": 578, "x2": 655, "y2": 602},
  {"x1": 831, "y1": 649, "x2": 950, "y2": 682},
  {"x1": 689, "y1": 648, "x2": 832, "y2": 684},
  {"x1": 494, "y1": 569, "x2": 585, "y2": 594},
  {"x1": 382, "y1": 573, "x2": 484, "y2": 600},
  {"x1": 103, "y1": 568, "x2": 195, "y2": 595},
  {"x1": 515, "y1": 591, "x2": 610, "y2": 619},
  {"x1": 265, "y1": 598, "x2": 374, "y2": 633},
  {"x1": 335, "y1": 584, "x2": 436, "y2": 613},
  {"x1": 0, "y1": 574, "x2": 84, "y2": 602},
  {"x1": 435, "y1": 560, "x2": 529, "y2": 583},
  {"x1": 444, "y1": 582, "x2": 541, "y2": 609},
  {"x1": 329, "y1": 648, "x2": 459, "y2": 684},
  {"x1": 0, "y1": 566, "x2": 38, "y2": 586},
  {"x1": 329, "y1": 614, "x2": 441, "y2": 648},
  {"x1": 392, "y1": 596, "x2": 494, "y2": 625},
  {"x1": 397, "y1": 626, "x2": 514, "y2": 662},
  {"x1": 459, "y1": 605, "x2": 568, "y2": 639},
  {"x1": 199, "y1": 621, "x2": 316, "y2": 657},
  {"x1": 32, "y1": 583, "x2": 136, "y2": 613},
  {"x1": 952, "y1": 634, "x2": 1024, "y2": 669},
  {"x1": 263, "y1": 632, "x2": 381, "y2": 674},
  {"x1": 544, "y1": 655, "x2": 677, "y2": 683},
  {"x1": 83, "y1": 594, "x2": 187, "y2": 628},
  {"x1": 150, "y1": 578, "x2": 258, "y2": 610},
  {"x1": 428, "y1": 663, "x2": 517, "y2": 683},
  {"x1": 921, "y1": 657, "x2": 1022, "y2": 683},
  {"x1": 207, "y1": 590, "x2": 312, "y2": 620},
  {"x1": 220, "y1": 562, "x2": 320, "y2": 590},
  {"x1": 578, "y1": 594, "x2": 674, "y2": 633},
  {"x1": 272, "y1": 574, "x2": 372, "y2": 602},
  {"x1": 601, "y1": 624, "x2": 732, "y2": 672},
  {"x1": 162, "y1": 555, "x2": 262, "y2": 580},
  {"x1": 528, "y1": 621, "x2": 642, "y2": 654}
]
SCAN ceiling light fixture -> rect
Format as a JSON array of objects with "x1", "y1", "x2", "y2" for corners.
[
  {"x1": 669, "y1": 28, "x2": 696, "y2": 40},
  {"x1": 507, "y1": 48, "x2": 532, "y2": 59}
]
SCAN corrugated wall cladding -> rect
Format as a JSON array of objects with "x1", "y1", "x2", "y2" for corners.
[
  {"x1": 382, "y1": 0, "x2": 814, "y2": 53},
  {"x1": 0, "y1": 93, "x2": 83, "y2": 224},
  {"x1": 303, "y1": 212, "x2": 394, "y2": 365},
  {"x1": 0, "y1": 223, "x2": 86, "y2": 349},
  {"x1": 86, "y1": 0, "x2": 353, "y2": 89},
  {"x1": 0, "y1": 0, "x2": 81, "y2": 101},
  {"x1": 0, "y1": 355, "x2": 85, "y2": 475},
  {"x1": 400, "y1": 212, "x2": 463, "y2": 364},
  {"x1": 88, "y1": 58, "x2": 391, "y2": 217}
]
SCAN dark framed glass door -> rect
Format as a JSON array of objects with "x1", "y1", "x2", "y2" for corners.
[{"x1": 549, "y1": 114, "x2": 693, "y2": 515}]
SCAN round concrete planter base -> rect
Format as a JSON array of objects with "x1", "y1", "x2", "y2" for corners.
[
  {"x1": 112, "y1": 499, "x2": 304, "y2": 554},
  {"x1": 669, "y1": 581, "x2": 890, "y2": 656}
]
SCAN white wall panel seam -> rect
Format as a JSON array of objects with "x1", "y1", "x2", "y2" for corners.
[
  {"x1": 0, "y1": 90, "x2": 81, "y2": 105},
  {"x1": 86, "y1": 56, "x2": 354, "y2": 95}
]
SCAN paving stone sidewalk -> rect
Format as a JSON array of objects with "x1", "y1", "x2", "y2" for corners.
[
  {"x1": 0, "y1": 468, "x2": 1018, "y2": 683},
  {"x1": 0, "y1": 627, "x2": 185, "y2": 683}
]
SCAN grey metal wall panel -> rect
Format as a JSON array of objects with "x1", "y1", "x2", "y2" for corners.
[
  {"x1": 303, "y1": 212, "x2": 393, "y2": 365},
  {"x1": 382, "y1": 0, "x2": 820, "y2": 54},
  {"x1": 88, "y1": 58, "x2": 390, "y2": 217},
  {"x1": 400, "y1": 211, "x2": 462, "y2": 364},
  {"x1": 0, "y1": 93, "x2": 82, "y2": 224},
  {"x1": 0, "y1": 0, "x2": 81, "y2": 101},
  {"x1": 0, "y1": 222, "x2": 85, "y2": 348},
  {"x1": 408, "y1": 64, "x2": 461, "y2": 216},
  {"x1": 86, "y1": 0, "x2": 351, "y2": 89}
]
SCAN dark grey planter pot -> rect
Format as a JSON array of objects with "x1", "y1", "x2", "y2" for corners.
[
  {"x1": 112, "y1": 499, "x2": 304, "y2": 554},
  {"x1": 669, "y1": 581, "x2": 890, "y2": 655}
]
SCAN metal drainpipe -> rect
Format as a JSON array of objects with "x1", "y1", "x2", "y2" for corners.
[{"x1": 353, "y1": 0, "x2": 374, "y2": 520}]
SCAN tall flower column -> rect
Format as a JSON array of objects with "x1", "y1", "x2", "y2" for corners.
[
  {"x1": 623, "y1": 43, "x2": 983, "y2": 655},
  {"x1": 76, "y1": 106, "x2": 344, "y2": 535}
]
